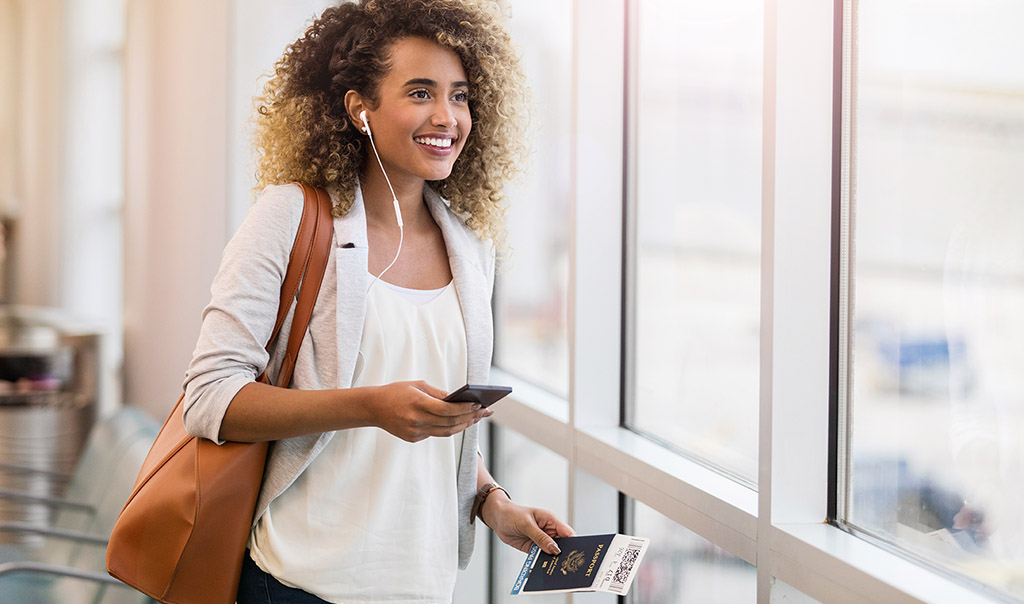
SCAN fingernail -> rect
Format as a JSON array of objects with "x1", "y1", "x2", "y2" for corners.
[
  {"x1": 484, "y1": 409, "x2": 494, "y2": 417},
  {"x1": 472, "y1": 403, "x2": 482, "y2": 410},
  {"x1": 551, "y1": 544, "x2": 561, "y2": 554}
]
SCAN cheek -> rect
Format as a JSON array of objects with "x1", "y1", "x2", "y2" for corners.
[
  {"x1": 459, "y1": 112, "x2": 473, "y2": 141},
  {"x1": 459, "y1": 106, "x2": 473, "y2": 132},
  {"x1": 378, "y1": 111, "x2": 419, "y2": 141}
]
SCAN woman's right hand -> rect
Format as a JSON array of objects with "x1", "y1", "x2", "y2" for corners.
[{"x1": 366, "y1": 381, "x2": 492, "y2": 442}]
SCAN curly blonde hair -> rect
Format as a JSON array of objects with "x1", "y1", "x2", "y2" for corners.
[{"x1": 252, "y1": 0, "x2": 529, "y2": 244}]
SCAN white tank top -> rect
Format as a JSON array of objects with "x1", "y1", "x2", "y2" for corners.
[{"x1": 249, "y1": 279, "x2": 468, "y2": 603}]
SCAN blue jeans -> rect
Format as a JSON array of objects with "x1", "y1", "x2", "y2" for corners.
[{"x1": 236, "y1": 550, "x2": 331, "y2": 604}]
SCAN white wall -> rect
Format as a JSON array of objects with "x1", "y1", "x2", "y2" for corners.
[
  {"x1": 10, "y1": 0, "x2": 63, "y2": 307},
  {"x1": 122, "y1": 0, "x2": 232, "y2": 419},
  {"x1": 0, "y1": 0, "x2": 17, "y2": 219},
  {"x1": 228, "y1": 0, "x2": 334, "y2": 231}
]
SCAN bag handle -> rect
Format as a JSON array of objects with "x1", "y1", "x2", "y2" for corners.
[
  {"x1": 277, "y1": 184, "x2": 334, "y2": 386},
  {"x1": 261, "y1": 183, "x2": 334, "y2": 389}
]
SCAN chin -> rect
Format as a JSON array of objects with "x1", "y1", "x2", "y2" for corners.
[{"x1": 423, "y1": 165, "x2": 457, "y2": 182}]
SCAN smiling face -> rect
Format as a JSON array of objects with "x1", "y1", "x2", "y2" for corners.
[{"x1": 351, "y1": 37, "x2": 472, "y2": 189}]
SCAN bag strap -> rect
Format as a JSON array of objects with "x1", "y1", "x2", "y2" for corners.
[{"x1": 261, "y1": 183, "x2": 334, "y2": 389}]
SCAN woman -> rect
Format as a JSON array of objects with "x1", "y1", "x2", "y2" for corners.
[{"x1": 181, "y1": 1, "x2": 573, "y2": 602}]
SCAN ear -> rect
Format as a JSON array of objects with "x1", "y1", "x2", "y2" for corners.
[{"x1": 344, "y1": 90, "x2": 368, "y2": 133}]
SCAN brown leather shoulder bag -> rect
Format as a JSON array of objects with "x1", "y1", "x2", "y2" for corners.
[{"x1": 107, "y1": 183, "x2": 334, "y2": 604}]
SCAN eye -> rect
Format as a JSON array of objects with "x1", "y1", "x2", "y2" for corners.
[
  {"x1": 410, "y1": 89, "x2": 430, "y2": 100},
  {"x1": 452, "y1": 90, "x2": 469, "y2": 103}
]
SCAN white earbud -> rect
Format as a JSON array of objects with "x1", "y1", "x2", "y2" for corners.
[{"x1": 359, "y1": 110, "x2": 370, "y2": 134}]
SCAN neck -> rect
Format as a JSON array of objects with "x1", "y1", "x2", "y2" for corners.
[{"x1": 359, "y1": 164, "x2": 429, "y2": 228}]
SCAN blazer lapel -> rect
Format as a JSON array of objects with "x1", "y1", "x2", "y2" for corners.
[
  {"x1": 425, "y1": 187, "x2": 494, "y2": 384},
  {"x1": 329, "y1": 183, "x2": 493, "y2": 387}
]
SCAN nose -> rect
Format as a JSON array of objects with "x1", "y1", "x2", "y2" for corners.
[{"x1": 431, "y1": 100, "x2": 458, "y2": 130}]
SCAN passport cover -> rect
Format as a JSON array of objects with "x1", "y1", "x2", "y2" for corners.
[{"x1": 510, "y1": 533, "x2": 649, "y2": 596}]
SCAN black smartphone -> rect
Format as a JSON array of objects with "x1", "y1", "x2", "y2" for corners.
[{"x1": 443, "y1": 384, "x2": 512, "y2": 408}]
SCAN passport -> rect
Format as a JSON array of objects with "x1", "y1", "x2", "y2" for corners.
[{"x1": 510, "y1": 533, "x2": 649, "y2": 596}]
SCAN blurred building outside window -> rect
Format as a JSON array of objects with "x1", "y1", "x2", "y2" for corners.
[{"x1": 846, "y1": 1, "x2": 1024, "y2": 599}]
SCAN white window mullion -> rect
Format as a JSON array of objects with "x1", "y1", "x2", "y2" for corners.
[
  {"x1": 570, "y1": 0, "x2": 625, "y2": 435},
  {"x1": 762, "y1": 0, "x2": 837, "y2": 599},
  {"x1": 758, "y1": 0, "x2": 779, "y2": 599},
  {"x1": 565, "y1": 3, "x2": 624, "y2": 602}
]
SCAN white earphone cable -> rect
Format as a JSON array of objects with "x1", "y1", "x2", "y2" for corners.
[{"x1": 361, "y1": 112, "x2": 404, "y2": 292}]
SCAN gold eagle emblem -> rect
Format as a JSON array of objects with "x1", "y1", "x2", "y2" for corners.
[{"x1": 560, "y1": 549, "x2": 585, "y2": 575}]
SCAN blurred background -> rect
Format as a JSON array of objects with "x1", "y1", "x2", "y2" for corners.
[{"x1": 2, "y1": 0, "x2": 1024, "y2": 602}]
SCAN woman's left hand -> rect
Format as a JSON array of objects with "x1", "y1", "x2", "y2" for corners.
[{"x1": 481, "y1": 495, "x2": 575, "y2": 555}]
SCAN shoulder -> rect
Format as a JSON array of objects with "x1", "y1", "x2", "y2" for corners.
[
  {"x1": 455, "y1": 209, "x2": 496, "y2": 272},
  {"x1": 219, "y1": 184, "x2": 308, "y2": 266},
  {"x1": 236, "y1": 184, "x2": 307, "y2": 244},
  {"x1": 250, "y1": 183, "x2": 305, "y2": 223}
]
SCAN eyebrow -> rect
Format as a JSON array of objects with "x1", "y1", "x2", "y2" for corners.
[{"x1": 403, "y1": 78, "x2": 470, "y2": 88}]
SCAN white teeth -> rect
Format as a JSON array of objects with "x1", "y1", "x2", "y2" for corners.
[{"x1": 415, "y1": 137, "x2": 452, "y2": 148}]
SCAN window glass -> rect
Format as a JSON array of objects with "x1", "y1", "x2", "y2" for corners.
[
  {"x1": 493, "y1": 0, "x2": 572, "y2": 398},
  {"x1": 631, "y1": 0, "x2": 763, "y2": 483},
  {"x1": 848, "y1": 1, "x2": 1024, "y2": 598},
  {"x1": 632, "y1": 500, "x2": 755, "y2": 602},
  {"x1": 490, "y1": 425, "x2": 569, "y2": 603}
]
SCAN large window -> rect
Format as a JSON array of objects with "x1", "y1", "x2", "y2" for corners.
[
  {"x1": 843, "y1": 1, "x2": 1024, "y2": 599},
  {"x1": 477, "y1": 0, "x2": 1019, "y2": 602},
  {"x1": 628, "y1": 0, "x2": 763, "y2": 484},
  {"x1": 493, "y1": 0, "x2": 573, "y2": 398}
]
